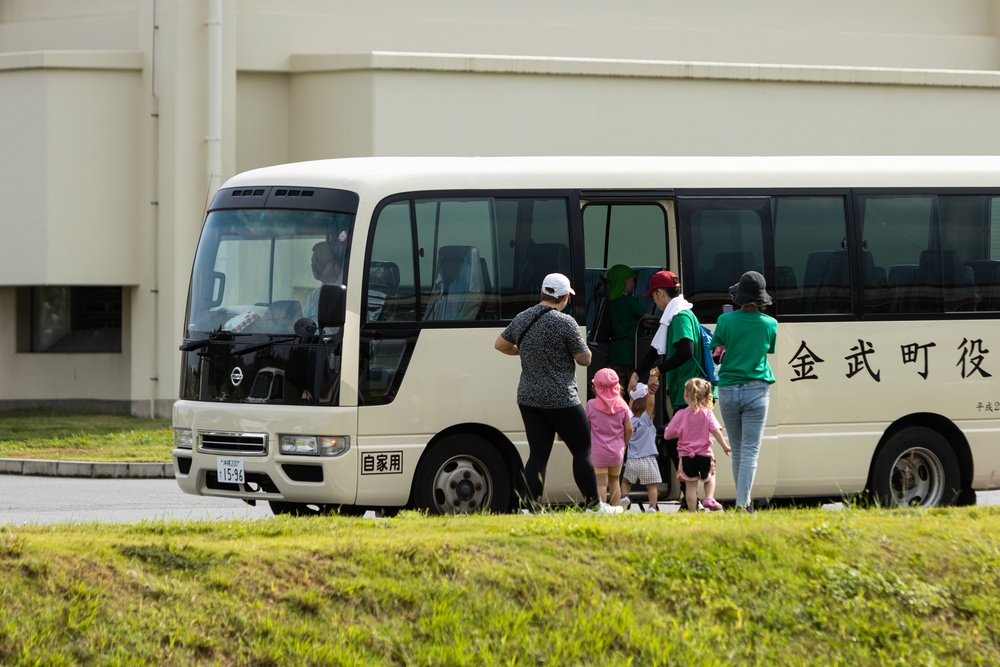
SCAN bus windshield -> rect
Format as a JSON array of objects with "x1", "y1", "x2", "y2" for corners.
[{"x1": 185, "y1": 208, "x2": 353, "y2": 336}]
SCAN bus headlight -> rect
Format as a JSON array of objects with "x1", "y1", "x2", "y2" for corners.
[
  {"x1": 279, "y1": 435, "x2": 350, "y2": 457},
  {"x1": 174, "y1": 428, "x2": 193, "y2": 449}
]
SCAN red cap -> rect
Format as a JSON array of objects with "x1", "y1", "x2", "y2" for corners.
[{"x1": 643, "y1": 270, "x2": 680, "y2": 298}]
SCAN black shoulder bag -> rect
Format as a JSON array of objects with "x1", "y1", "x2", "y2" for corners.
[{"x1": 516, "y1": 307, "x2": 554, "y2": 347}]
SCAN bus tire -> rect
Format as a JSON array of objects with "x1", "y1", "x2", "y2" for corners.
[
  {"x1": 869, "y1": 427, "x2": 961, "y2": 508},
  {"x1": 413, "y1": 434, "x2": 511, "y2": 515}
]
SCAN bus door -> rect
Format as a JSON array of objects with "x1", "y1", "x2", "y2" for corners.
[
  {"x1": 580, "y1": 196, "x2": 675, "y2": 494},
  {"x1": 675, "y1": 196, "x2": 775, "y2": 502},
  {"x1": 580, "y1": 198, "x2": 674, "y2": 376}
]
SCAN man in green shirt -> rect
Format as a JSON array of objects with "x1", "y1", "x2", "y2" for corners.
[{"x1": 630, "y1": 270, "x2": 714, "y2": 502}]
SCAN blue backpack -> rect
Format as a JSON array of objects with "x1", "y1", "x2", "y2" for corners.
[{"x1": 680, "y1": 311, "x2": 719, "y2": 386}]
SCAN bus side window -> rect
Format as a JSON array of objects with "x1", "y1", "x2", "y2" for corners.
[
  {"x1": 773, "y1": 196, "x2": 850, "y2": 316},
  {"x1": 423, "y1": 245, "x2": 485, "y2": 321},
  {"x1": 862, "y1": 195, "x2": 981, "y2": 314},
  {"x1": 518, "y1": 242, "x2": 570, "y2": 295},
  {"x1": 368, "y1": 202, "x2": 417, "y2": 322},
  {"x1": 679, "y1": 200, "x2": 768, "y2": 323}
]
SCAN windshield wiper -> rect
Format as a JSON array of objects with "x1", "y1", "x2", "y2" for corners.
[
  {"x1": 234, "y1": 318, "x2": 321, "y2": 356},
  {"x1": 235, "y1": 335, "x2": 297, "y2": 356},
  {"x1": 179, "y1": 330, "x2": 249, "y2": 352}
]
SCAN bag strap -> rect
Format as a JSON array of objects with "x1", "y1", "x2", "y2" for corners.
[
  {"x1": 680, "y1": 310, "x2": 711, "y2": 381},
  {"x1": 516, "y1": 306, "x2": 554, "y2": 347}
]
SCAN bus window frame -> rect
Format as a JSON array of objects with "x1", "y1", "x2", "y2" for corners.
[{"x1": 364, "y1": 189, "x2": 588, "y2": 326}]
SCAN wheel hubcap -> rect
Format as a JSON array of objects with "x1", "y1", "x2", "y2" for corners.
[
  {"x1": 432, "y1": 456, "x2": 492, "y2": 514},
  {"x1": 890, "y1": 447, "x2": 945, "y2": 507}
]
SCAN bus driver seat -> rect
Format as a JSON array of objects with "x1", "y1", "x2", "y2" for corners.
[{"x1": 423, "y1": 245, "x2": 485, "y2": 321}]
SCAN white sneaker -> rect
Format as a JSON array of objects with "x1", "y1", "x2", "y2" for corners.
[
  {"x1": 645, "y1": 504, "x2": 659, "y2": 513},
  {"x1": 620, "y1": 496, "x2": 631, "y2": 510},
  {"x1": 586, "y1": 503, "x2": 624, "y2": 515}
]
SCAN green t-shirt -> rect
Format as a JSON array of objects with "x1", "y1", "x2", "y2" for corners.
[
  {"x1": 608, "y1": 296, "x2": 648, "y2": 366},
  {"x1": 664, "y1": 309, "x2": 703, "y2": 409},
  {"x1": 710, "y1": 309, "x2": 777, "y2": 387}
]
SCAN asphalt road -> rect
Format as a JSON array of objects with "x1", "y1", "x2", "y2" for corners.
[
  {"x1": 1, "y1": 477, "x2": 998, "y2": 525},
  {"x1": 0, "y1": 476, "x2": 273, "y2": 525}
]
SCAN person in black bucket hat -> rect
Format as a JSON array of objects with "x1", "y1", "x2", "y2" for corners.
[
  {"x1": 729, "y1": 270, "x2": 772, "y2": 308},
  {"x1": 710, "y1": 270, "x2": 777, "y2": 511}
]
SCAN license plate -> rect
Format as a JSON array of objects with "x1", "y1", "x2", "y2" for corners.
[{"x1": 217, "y1": 457, "x2": 245, "y2": 485}]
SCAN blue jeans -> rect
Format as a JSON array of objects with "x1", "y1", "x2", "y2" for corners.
[{"x1": 718, "y1": 381, "x2": 770, "y2": 508}]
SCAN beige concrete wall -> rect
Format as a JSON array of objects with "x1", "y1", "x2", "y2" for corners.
[
  {"x1": 3, "y1": 0, "x2": 1000, "y2": 414},
  {"x1": 236, "y1": 0, "x2": 1000, "y2": 71},
  {"x1": 46, "y1": 67, "x2": 143, "y2": 284},
  {"x1": 235, "y1": 72, "x2": 290, "y2": 173},
  {"x1": 0, "y1": 52, "x2": 143, "y2": 285},
  {"x1": 288, "y1": 70, "x2": 374, "y2": 161},
  {"x1": 0, "y1": 67, "x2": 49, "y2": 283},
  {"x1": 0, "y1": 0, "x2": 140, "y2": 51},
  {"x1": 284, "y1": 53, "x2": 1000, "y2": 159}
]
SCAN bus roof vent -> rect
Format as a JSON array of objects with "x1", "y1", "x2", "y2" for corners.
[
  {"x1": 273, "y1": 189, "x2": 315, "y2": 198},
  {"x1": 230, "y1": 188, "x2": 266, "y2": 197}
]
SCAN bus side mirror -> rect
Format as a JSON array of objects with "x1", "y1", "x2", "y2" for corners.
[{"x1": 318, "y1": 283, "x2": 347, "y2": 329}]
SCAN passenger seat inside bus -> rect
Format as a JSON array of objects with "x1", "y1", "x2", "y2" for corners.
[
  {"x1": 889, "y1": 250, "x2": 978, "y2": 312},
  {"x1": 632, "y1": 266, "x2": 663, "y2": 316},
  {"x1": 368, "y1": 260, "x2": 402, "y2": 322},
  {"x1": 967, "y1": 259, "x2": 1000, "y2": 311},
  {"x1": 918, "y1": 249, "x2": 978, "y2": 311},
  {"x1": 705, "y1": 251, "x2": 761, "y2": 295},
  {"x1": 423, "y1": 245, "x2": 484, "y2": 320},
  {"x1": 803, "y1": 250, "x2": 886, "y2": 314},
  {"x1": 518, "y1": 242, "x2": 571, "y2": 295}
]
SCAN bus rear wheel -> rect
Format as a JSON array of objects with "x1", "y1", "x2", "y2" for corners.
[
  {"x1": 413, "y1": 434, "x2": 511, "y2": 515},
  {"x1": 869, "y1": 427, "x2": 961, "y2": 508}
]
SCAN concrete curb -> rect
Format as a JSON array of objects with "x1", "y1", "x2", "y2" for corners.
[{"x1": 0, "y1": 459, "x2": 174, "y2": 479}]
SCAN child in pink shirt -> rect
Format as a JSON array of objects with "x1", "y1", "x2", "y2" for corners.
[
  {"x1": 663, "y1": 377, "x2": 731, "y2": 512},
  {"x1": 586, "y1": 368, "x2": 633, "y2": 508}
]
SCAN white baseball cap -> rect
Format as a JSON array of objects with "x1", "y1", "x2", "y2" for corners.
[
  {"x1": 629, "y1": 383, "x2": 648, "y2": 400},
  {"x1": 541, "y1": 273, "x2": 575, "y2": 297}
]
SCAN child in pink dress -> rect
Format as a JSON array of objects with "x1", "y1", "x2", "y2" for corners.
[
  {"x1": 586, "y1": 368, "x2": 633, "y2": 508},
  {"x1": 663, "y1": 377, "x2": 731, "y2": 512}
]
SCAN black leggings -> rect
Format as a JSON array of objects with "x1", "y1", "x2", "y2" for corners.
[
  {"x1": 518, "y1": 404, "x2": 599, "y2": 506},
  {"x1": 661, "y1": 405, "x2": 685, "y2": 496}
]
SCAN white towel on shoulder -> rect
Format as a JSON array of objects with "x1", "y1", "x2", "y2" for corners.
[{"x1": 650, "y1": 295, "x2": 693, "y2": 355}]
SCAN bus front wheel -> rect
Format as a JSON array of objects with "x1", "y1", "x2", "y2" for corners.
[
  {"x1": 413, "y1": 434, "x2": 511, "y2": 515},
  {"x1": 869, "y1": 427, "x2": 961, "y2": 508}
]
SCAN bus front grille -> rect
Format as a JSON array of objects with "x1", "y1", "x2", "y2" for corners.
[{"x1": 198, "y1": 430, "x2": 268, "y2": 456}]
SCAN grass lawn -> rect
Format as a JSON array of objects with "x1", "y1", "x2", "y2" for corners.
[
  {"x1": 0, "y1": 409, "x2": 172, "y2": 462},
  {"x1": 1, "y1": 507, "x2": 999, "y2": 665}
]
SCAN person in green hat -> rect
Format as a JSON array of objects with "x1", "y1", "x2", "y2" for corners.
[{"x1": 606, "y1": 264, "x2": 651, "y2": 381}]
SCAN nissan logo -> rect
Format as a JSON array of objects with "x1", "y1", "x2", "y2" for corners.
[{"x1": 230, "y1": 367, "x2": 244, "y2": 387}]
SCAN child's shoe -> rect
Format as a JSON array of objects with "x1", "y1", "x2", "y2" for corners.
[
  {"x1": 645, "y1": 504, "x2": 659, "y2": 513},
  {"x1": 619, "y1": 496, "x2": 631, "y2": 511},
  {"x1": 701, "y1": 497, "x2": 724, "y2": 512},
  {"x1": 586, "y1": 503, "x2": 624, "y2": 515}
]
